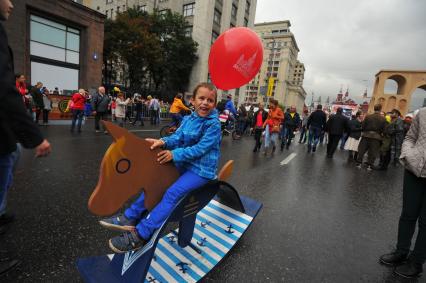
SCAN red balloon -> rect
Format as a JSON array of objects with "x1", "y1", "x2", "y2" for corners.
[{"x1": 208, "y1": 27, "x2": 263, "y2": 90}]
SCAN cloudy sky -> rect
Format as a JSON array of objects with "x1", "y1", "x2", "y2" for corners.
[{"x1": 255, "y1": 0, "x2": 426, "y2": 109}]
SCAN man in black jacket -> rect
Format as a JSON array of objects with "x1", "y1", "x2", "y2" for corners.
[
  {"x1": 325, "y1": 107, "x2": 349, "y2": 158},
  {"x1": 307, "y1": 104, "x2": 327, "y2": 153},
  {"x1": 281, "y1": 106, "x2": 300, "y2": 150},
  {"x1": 0, "y1": 0, "x2": 51, "y2": 274},
  {"x1": 92, "y1": 86, "x2": 111, "y2": 133}
]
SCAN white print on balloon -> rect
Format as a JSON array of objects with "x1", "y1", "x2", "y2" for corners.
[{"x1": 233, "y1": 52, "x2": 257, "y2": 78}]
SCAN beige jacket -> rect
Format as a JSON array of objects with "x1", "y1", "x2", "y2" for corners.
[
  {"x1": 400, "y1": 107, "x2": 426, "y2": 178},
  {"x1": 115, "y1": 98, "x2": 130, "y2": 118}
]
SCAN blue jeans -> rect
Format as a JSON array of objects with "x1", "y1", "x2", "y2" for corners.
[
  {"x1": 0, "y1": 146, "x2": 21, "y2": 216},
  {"x1": 125, "y1": 169, "x2": 209, "y2": 240},
  {"x1": 308, "y1": 127, "x2": 322, "y2": 149},
  {"x1": 71, "y1": 109, "x2": 84, "y2": 132}
]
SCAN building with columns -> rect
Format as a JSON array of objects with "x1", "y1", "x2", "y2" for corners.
[
  {"x1": 242, "y1": 21, "x2": 306, "y2": 112},
  {"x1": 83, "y1": 0, "x2": 257, "y2": 103}
]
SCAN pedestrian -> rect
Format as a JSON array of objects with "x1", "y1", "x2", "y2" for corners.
[
  {"x1": 131, "y1": 93, "x2": 145, "y2": 126},
  {"x1": 355, "y1": 104, "x2": 386, "y2": 170},
  {"x1": 92, "y1": 86, "x2": 111, "y2": 133},
  {"x1": 306, "y1": 104, "x2": 327, "y2": 153},
  {"x1": 110, "y1": 97, "x2": 116, "y2": 121},
  {"x1": 236, "y1": 104, "x2": 248, "y2": 137},
  {"x1": 0, "y1": 0, "x2": 51, "y2": 274},
  {"x1": 148, "y1": 95, "x2": 160, "y2": 125},
  {"x1": 281, "y1": 105, "x2": 300, "y2": 150},
  {"x1": 388, "y1": 109, "x2": 404, "y2": 166},
  {"x1": 30, "y1": 82, "x2": 43, "y2": 124},
  {"x1": 70, "y1": 89, "x2": 86, "y2": 133},
  {"x1": 379, "y1": 107, "x2": 426, "y2": 279},
  {"x1": 344, "y1": 111, "x2": 363, "y2": 161},
  {"x1": 251, "y1": 103, "x2": 268, "y2": 152},
  {"x1": 83, "y1": 91, "x2": 92, "y2": 121},
  {"x1": 325, "y1": 107, "x2": 349, "y2": 158},
  {"x1": 375, "y1": 114, "x2": 392, "y2": 170},
  {"x1": 98, "y1": 82, "x2": 221, "y2": 253},
  {"x1": 263, "y1": 99, "x2": 284, "y2": 155},
  {"x1": 115, "y1": 92, "x2": 131, "y2": 127},
  {"x1": 225, "y1": 94, "x2": 237, "y2": 118},
  {"x1": 42, "y1": 88, "x2": 52, "y2": 125},
  {"x1": 298, "y1": 110, "x2": 309, "y2": 144},
  {"x1": 169, "y1": 93, "x2": 190, "y2": 127}
]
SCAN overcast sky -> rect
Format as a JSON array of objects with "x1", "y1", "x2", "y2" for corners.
[{"x1": 255, "y1": 0, "x2": 426, "y2": 109}]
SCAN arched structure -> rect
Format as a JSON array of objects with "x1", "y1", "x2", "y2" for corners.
[{"x1": 369, "y1": 70, "x2": 426, "y2": 115}]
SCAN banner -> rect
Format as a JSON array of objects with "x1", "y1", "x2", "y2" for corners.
[{"x1": 266, "y1": 77, "x2": 275, "y2": 97}]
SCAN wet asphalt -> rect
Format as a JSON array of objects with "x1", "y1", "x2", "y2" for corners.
[{"x1": 0, "y1": 120, "x2": 419, "y2": 283}]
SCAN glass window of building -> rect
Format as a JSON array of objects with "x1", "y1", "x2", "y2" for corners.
[
  {"x1": 30, "y1": 15, "x2": 80, "y2": 91},
  {"x1": 245, "y1": 0, "x2": 251, "y2": 13},
  {"x1": 159, "y1": 9, "x2": 169, "y2": 15},
  {"x1": 213, "y1": 9, "x2": 221, "y2": 25},
  {"x1": 244, "y1": 17, "x2": 248, "y2": 27},
  {"x1": 140, "y1": 5, "x2": 147, "y2": 12},
  {"x1": 106, "y1": 0, "x2": 113, "y2": 3},
  {"x1": 116, "y1": 6, "x2": 120, "y2": 14},
  {"x1": 211, "y1": 31, "x2": 219, "y2": 45},
  {"x1": 183, "y1": 3, "x2": 195, "y2": 17},
  {"x1": 231, "y1": 4, "x2": 237, "y2": 19},
  {"x1": 184, "y1": 26, "x2": 193, "y2": 37}
]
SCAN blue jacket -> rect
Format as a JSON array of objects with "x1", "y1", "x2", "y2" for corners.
[
  {"x1": 161, "y1": 110, "x2": 221, "y2": 180},
  {"x1": 225, "y1": 100, "x2": 237, "y2": 117}
]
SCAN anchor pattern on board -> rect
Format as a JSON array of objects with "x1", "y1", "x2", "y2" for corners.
[
  {"x1": 197, "y1": 237, "x2": 207, "y2": 247},
  {"x1": 200, "y1": 220, "x2": 211, "y2": 228},
  {"x1": 176, "y1": 262, "x2": 190, "y2": 274},
  {"x1": 147, "y1": 276, "x2": 160, "y2": 283},
  {"x1": 167, "y1": 235, "x2": 176, "y2": 244},
  {"x1": 225, "y1": 224, "x2": 234, "y2": 234}
]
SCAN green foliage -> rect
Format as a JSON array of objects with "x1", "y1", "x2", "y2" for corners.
[{"x1": 103, "y1": 8, "x2": 198, "y2": 97}]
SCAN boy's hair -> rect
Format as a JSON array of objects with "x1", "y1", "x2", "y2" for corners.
[
  {"x1": 374, "y1": 104, "x2": 382, "y2": 112},
  {"x1": 192, "y1": 82, "x2": 217, "y2": 102}
]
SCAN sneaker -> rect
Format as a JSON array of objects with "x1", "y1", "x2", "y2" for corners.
[
  {"x1": 356, "y1": 163, "x2": 362, "y2": 169},
  {"x1": 366, "y1": 165, "x2": 373, "y2": 171},
  {"x1": 312, "y1": 146, "x2": 316, "y2": 153},
  {"x1": 379, "y1": 251, "x2": 408, "y2": 266},
  {"x1": 0, "y1": 213, "x2": 15, "y2": 225},
  {"x1": 109, "y1": 230, "x2": 147, "y2": 254},
  {"x1": 272, "y1": 146, "x2": 276, "y2": 153},
  {"x1": 99, "y1": 214, "x2": 136, "y2": 232},
  {"x1": 0, "y1": 258, "x2": 20, "y2": 275},
  {"x1": 394, "y1": 261, "x2": 423, "y2": 279},
  {"x1": 95, "y1": 130, "x2": 101, "y2": 133}
]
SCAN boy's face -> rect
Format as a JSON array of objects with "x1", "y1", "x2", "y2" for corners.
[
  {"x1": 191, "y1": 87, "x2": 216, "y2": 117},
  {"x1": 0, "y1": 0, "x2": 13, "y2": 21}
]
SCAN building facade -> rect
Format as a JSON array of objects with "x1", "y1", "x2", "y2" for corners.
[
  {"x1": 4, "y1": 0, "x2": 104, "y2": 95},
  {"x1": 243, "y1": 21, "x2": 306, "y2": 112},
  {"x1": 85, "y1": 0, "x2": 257, "y2": 103}
]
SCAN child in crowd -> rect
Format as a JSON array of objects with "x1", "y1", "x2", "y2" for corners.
[{"x1": 99, "y1": 82, "x2": 222, "y2": 253}]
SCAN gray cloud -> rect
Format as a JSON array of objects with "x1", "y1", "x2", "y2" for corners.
[{"x1": 255, "y1": 0, "x2": 426, "y2": 109}]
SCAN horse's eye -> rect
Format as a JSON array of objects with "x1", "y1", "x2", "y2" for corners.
[{"x1": 116, "y1": 158, "x2": 131, "y2": 174}]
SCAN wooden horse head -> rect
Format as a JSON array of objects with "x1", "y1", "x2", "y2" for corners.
[{"x1": 88, "y1": 121, "x2": 180, "y2": 216}]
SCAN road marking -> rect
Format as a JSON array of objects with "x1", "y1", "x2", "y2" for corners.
[{"x1": 280, "y1": 153, "x2": 297, "y2": 166}]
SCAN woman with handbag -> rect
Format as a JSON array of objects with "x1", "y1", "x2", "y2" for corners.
[{"x1": 263, "y1": 99, "x2": 284, "y2": 155}]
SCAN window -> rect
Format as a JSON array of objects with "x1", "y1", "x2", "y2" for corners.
[
  {"x1": 231, "y1": 4, "x2": 237, "y2": 19},
  {"x1": 97, "y1": 6, "x2": 100, "y2": 10},
  {"x1": 214, "y1": 9, "x2": 221, "y2": 25},
  {"x1": 211, "y1": 31, "x2": 219, "y2": 44},
  {"x1": 122, "y1": 5, "x2": 126, "y2": 11},
  {"x1": 106, "y1": 0, "x2": 113, "y2": 4},
  {"x1": 244, "y1": 17, "x2": 248, "y2": 27},
  {"x1": 105, "y1": 10, "x2": 108, "y2": 18},
  {"x1": 184, "y1": 26, "x2": 193, "y2": 37},
  {"x1": 183, "y1": 3, "x2": 195, "y2": 17},
  {"x1": 116, "y1": 6, "x2": 120, "y2": 14},
  {"x1": 140, "y1": 5, "x2": 147, "y2": 12},
  {"x1": 159, "y1": 9, "x2": 168, "y2": 15},
  {"x1": 230, "y1": 22, "x2": 235, "y2": 28},
  {"x1": 245, "y1": 0, "x2": 250, "y2": 13},
  {"x1": 110, "y1": 9, "x2": 113, "y2": 17}
]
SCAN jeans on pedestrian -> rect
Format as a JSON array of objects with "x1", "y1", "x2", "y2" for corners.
[
  {"x1": 71, "y1": 109, "x2": 84, "y2": 132},
  {"x1": 95, "y1": 111, "x2": 108, "y2": 131},
  {"x1": 150, "y1": 109, "x2": 159, "y2": 125},
  {"x1": 282, "y1": 126, "x2": 295, "y2": 146},
  {"x1": 0, "y1": 146, "x2": 20, "y2": 216},
  {"x1": 327, "y1": 134, "x2": 342, "y2": 157},
  {"x1": 299, "y1": 126, "x2": 307, "y2": 143},
  {"x1": 42, "y1": 109, "x2": 50, "y2": 124},
  {"x1": 339, "y1": 133, "x2": 348, "y2": 150},
  {"x1": 396, "y1": 170, "x2": 426, "y2": 264},
  {"x1": 356, "y1": 137, "x2": 381, "y2": 166},
  {"x1": 308, "y1": 127, "x2": 321, "y2": 149},
  {"x1": 124, "y1": 169, "x2": 209, "y2": 240},
  {"x1": 133, "y1": 110, "x2": 144, "y2": 126}
]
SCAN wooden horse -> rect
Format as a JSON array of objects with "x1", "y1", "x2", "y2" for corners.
[
  {"x1": 78, "y1": 121, "x2": 262, "y2": 283},
  {"x1": 88, "y1": 121, "x2": 180, "y2": 216}
]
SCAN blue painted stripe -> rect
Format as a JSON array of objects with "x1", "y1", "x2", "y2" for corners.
[
  {"x1": 200, "y1": 209, "x2": 245, "y2": 233},
  {"x1": 197, "y1": 215, "x2": 239, "y2": 242},
  {"x1": 208, "y1": 202, "x2": 251, "y2": 226},
  {"x1": 192, "y1": 232, "x2": 226, "y2": 258},
  {"x1": 161, "y1": 240, "x2": 211, "y2": 274},
  {"x1": 194, "y1": 223, "x2": 233, "y2": 250},
  {"x1": 146, "y1": 267, "x2": 168, "y2": 283},
  {"x1": 156, "y1": 243, "x2": 201, "y2": 281},
  {"x1": 154, "y1": 252, "x2": 186, "y2": 282}
]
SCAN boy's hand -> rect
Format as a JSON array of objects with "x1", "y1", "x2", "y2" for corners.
[
  {"x1": 145, "y1": 138, "x2": 165, "y2": 150},
  {"x1": 157, "y1": 150, "x2": 173, "y2": 164}
]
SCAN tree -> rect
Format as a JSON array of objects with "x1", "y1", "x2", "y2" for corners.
[{"x1": 103, "y1": 8, "x2": 198, "y2": 99}]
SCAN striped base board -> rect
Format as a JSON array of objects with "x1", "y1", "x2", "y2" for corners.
[{"x1": 77, "y1": 195, "x2": 262, "y2": 283}]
